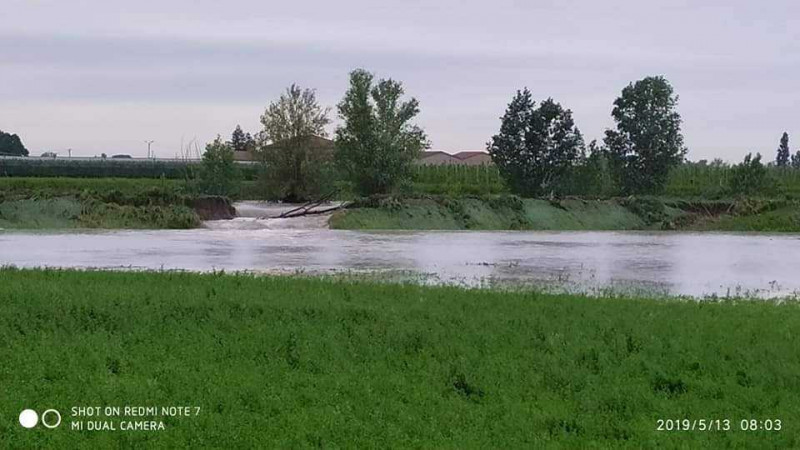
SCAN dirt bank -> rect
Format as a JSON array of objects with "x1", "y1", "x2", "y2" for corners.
[{"x1": 191, "y1": 196, "x2": 236, "y2": 220}]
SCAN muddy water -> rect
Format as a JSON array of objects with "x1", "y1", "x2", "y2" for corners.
[{"x1": 0, "y1": 202, "x2": 798, "y2": 298}]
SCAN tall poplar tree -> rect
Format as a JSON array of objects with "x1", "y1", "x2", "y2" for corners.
[{"x1": 776, "y1": 132, "x2": 790, "y2": 167}]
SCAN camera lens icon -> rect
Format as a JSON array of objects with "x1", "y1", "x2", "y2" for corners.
[
  {"x1": 42, "y1": 409, "x2": 62, "y2": 428},
  {"x1": 19, "y1": 409, "x2": 38, "y2": 429},
  {"x1": 19, "y1": 409, "x2": 61, "y2": 429}
]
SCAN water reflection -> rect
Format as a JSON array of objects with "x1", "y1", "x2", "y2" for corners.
[{"x1": 1, "y1": 227, "x2": 799, "y2": 298}]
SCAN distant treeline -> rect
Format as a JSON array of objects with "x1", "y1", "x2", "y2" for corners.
[{"x1": 0, "y1": 157, "x2": 259, "y2": 181}]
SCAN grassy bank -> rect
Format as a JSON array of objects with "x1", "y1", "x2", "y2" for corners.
[
  {"x1": 0, "y1": 176, "x2": 254, "y2": 200},
  {"x1": 0, "y1": 178, "x2": 238, "y2": 229},
  {"x1": 331, "y1": 196, "x2": 800, "y2": 232},
  {"x1": 4, "y1": 177, "x2": 799, "y2": 231},
  {"x1": 0, "y1": 197, "x2": 200, "y2": 230},
  {"x1": 0, "y1": 269, "x2": 797, "y2": 447}
]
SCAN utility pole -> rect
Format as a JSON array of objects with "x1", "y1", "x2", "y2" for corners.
[
  {"x1": 145, "y1": 140, "x2": 155, "y2": 159},
  {"x1": 68, "y1": 148, "x2": 72, "y2": 158}
]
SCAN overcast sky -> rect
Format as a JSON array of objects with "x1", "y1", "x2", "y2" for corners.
[{"x1": 1, "y1": 0, "x2": 797, "y2": 160}]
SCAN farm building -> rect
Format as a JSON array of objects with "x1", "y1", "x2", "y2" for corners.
[
  {"x1": 416, "y1": 150, "x2": 492, "y2": 166},
  {"x1": 415, "y1": 151, "x2": 461, "y2": 165},
  {"x1": 234, "y1": 139, "x2": 493, "y2": 167},
  {"x1": 452, "y1": 151, "x2": 492, "y2": 165},
  {"x1": 233, "y1": 135, "x2": 335, "y2": 162}
]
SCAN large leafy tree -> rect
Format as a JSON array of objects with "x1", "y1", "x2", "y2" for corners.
[
  {"x1": 258, "y1": 84, "x2": 332, "y2": 201},
  {"x1": 335, "y1": 69, "x2": 429, "y2": 195},
  {"x1": 792, "y1": 151, "x2": 800, "y2": 169},
  {"x1": 776, "y1": 132, "x2": 790, "y2": 167},
  {"x1": 603, "y1": 76, "x2": 687, "y2": 194},
  {"x1": 0, "y1": 130, "x2": 28, "y2": 156},
  {"x1": 488, "y1": 89, "x2": 584, "y2": 196}
]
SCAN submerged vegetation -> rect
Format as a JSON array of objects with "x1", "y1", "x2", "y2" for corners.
[{"x1": 0, "y1": 269, "x2": 797, "y2": 447}]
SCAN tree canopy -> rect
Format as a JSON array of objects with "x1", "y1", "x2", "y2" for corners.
[
  {"x1": 0, "y1": 130, "x2": 28, "y2": 156},
  {"x1": 229, "y1": 125, "x2": 255, "y2": 154},
  {"x1": 334, "y1": 69, "x2": 429, "y2": 196},
  {"x1": 199, "y1": 136, "x2": 240, "y2": 196},
  {"x1": 257, "y1": 84, "x2": 332, "y2": 201},
  {"x1": 776, "y1": 132, "x2": 790, "y2": 167},
  {"x1": 488, "y1": 89, "x2": 584, "y2": 196},
  {"x1": 603, "y1": 76, "x2": 687, "y2": 194}
]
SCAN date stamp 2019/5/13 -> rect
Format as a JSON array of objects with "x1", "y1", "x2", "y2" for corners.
[{"x1": 656, "y1": 419, "x2": 782, "y2": 432}]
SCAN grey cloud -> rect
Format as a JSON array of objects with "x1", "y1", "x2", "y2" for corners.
[{"x1": 0, "y1": 0, "x2": 798, "y2": 159}]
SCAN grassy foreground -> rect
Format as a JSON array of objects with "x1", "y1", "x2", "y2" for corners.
[{"x1": 1, "y1": 269, "x2": 798, "y2": 448}]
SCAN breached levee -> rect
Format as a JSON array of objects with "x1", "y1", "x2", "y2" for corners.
[
  {"x1": 190, "y1": 196, "x2": 236, "y2": 220},
  {"x1": 203, "y1": 201, "x2": 338, "y2": 230}
]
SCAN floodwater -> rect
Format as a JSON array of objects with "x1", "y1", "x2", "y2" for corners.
[{"x1": 1, "y1": 202, "x2": 798, "y2": 298}]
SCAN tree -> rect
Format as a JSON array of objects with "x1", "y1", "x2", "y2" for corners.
[
  {"x1": 335, "y1": 69, "x2": 429, "y2": 195},
  {"x1": 229, "y1": 125, "x2": 255, "y2": 154},
  {"x1": 792, "y1": 151, "x2": 800, "y2": 169},
  {"x1": 0, "y1": 130, "x2": 28, "y2": 156},
  {"x1": 229, "y1": 125, "x2": 249, "y2": 153},
  {"x1": 603, "y1": 76, "x2": 687, "y2": 194},
  {"x1": 488, "y1": 89, "x2": 584, "y2": 196},
  {"x1": 199, "y1": 136, "x2": 240, "y2": 196},
  {"x1": 776, "y1": 132, "x2": 790, "y2": 167},
  {"x1": 258, "y1": 84, "x2": 332, "y2": 201}
]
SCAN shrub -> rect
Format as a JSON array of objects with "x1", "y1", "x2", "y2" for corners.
[
  {"x1": 729, "y1": 153, "x2": 768, "y2": 196},
  {"x1": 199, "y1": 137, "x2": 241, "y2": 197}
]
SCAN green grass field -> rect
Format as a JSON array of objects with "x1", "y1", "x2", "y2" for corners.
[
  {"x1": 331, "y1": 195, "x2": 800, "y2": 232},
  {"x1": 1, "y1": 269, "x2": 797, "y2": 448}
]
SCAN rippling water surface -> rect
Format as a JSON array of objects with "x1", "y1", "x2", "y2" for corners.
[{"x1": 1, "y1": 202, "x2": 798, "y2": 298}]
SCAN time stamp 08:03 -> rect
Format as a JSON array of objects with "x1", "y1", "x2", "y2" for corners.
[{"x1": 657, "y1": 419, "x2": 782, "y2": 432}]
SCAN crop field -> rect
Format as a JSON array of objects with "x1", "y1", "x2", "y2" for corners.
[
  {"x1": 1, "y1": 269, "x2": 797, "y2": 448},
  {"x1": 6, "y1": 157, "x2": 800, "y2": 200},
  {"x1": 411, "y1": 163, "x2": 800, "y2": 198},
  {"x1": 665, "y1": 165, "x2": 800, "y2": 198},
  {"x1": 0, "y1": 157, "x2": 259, "y2": 181}
]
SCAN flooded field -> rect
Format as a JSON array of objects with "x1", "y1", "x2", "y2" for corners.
[{"x1": 2, "y1": 201, "x2": 799, "y2": 298}]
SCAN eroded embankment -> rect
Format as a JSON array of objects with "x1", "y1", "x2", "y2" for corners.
[
  {"x1": 0, "y1": 189, "x2": 235, "y2": 229},
  {"x1": 329, "y1": 196, "x2": 800, "y2": 232}
]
